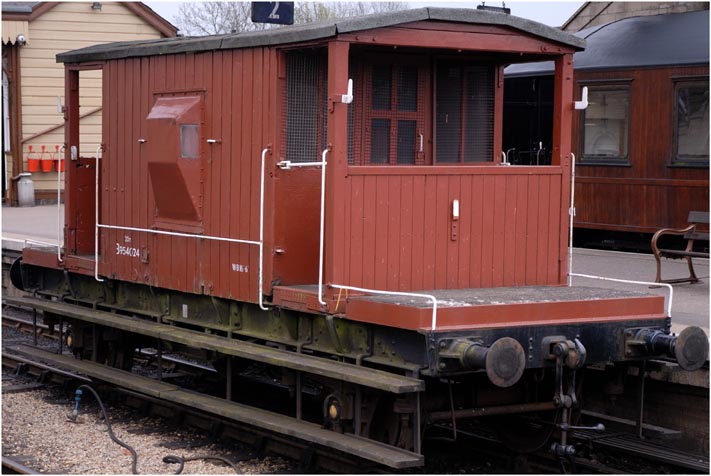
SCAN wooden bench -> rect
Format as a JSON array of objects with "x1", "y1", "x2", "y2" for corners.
[{"x1": 652, "y1": 211, "x2": 709, "y2": 284}]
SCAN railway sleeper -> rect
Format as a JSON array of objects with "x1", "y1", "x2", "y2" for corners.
[{"x1": 6, "y1": 344, "x2": 424, "y2": 469}]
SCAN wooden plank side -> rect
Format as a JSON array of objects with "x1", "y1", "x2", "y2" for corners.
[
  {"x1": 228, "y1": 50, "x2": 243, "y2": 298},
  {"x1": 502, "y1": 175, "x2": 517, "y2": 285},
  {"x1": 249, "y1": 48, "x2": 265, "y2": 302},
  {"x1": 411, "y1": 175, "x2": 426, "y2": 290},
  {"x1": 422, "y1": 175, "x2": 437, "y2": 290},
  {"x1": 513, "y1": 175, "x2": 528, "y2": 285},
  {"x1": 548, "y1": 174, "x2": 562, "y2": 284},
  {"x1": 491, "y1": 175, "x2": 506, "y2": 287},
  {"x1": 399, "y1": 175, "x2": 414, "y2": 291},
  {"x1": 525, "y1": 174, "x2": 539, "y2": 284},
  {"x1": 457, "y1": 175, "x2": 472, "y2": 288},
  {"x1": 239, "y1": 49, "x2": 254, "y2": 300},
  {"x1": 209, "y1": 49, "x2": 224, "y2": 296},
  {"x1": 386, "y1": 176, "x2": 401, "y2": 290},
  {"x1": 434, "y1": 176, "x2": 449, "y2": 289},
  {"x1": 536, "y1": 175, "x2": 551, "y2": 285},
  {"x1": 446, "y1": 175, "x2": 460, "y2": 289},
  {"x1": 361, "y1": 176, "x2": 377, "y2": 289},
  {"x1": 373, "y1": 175, "x2": 389, "y2": 290},
  {"x1": 479, "y1": 176, "x2": 495, "y2": 287},
  {"x1": 218, "y1": 50, "x2": 233, "y2": 297},
  {"x1": 348, "y1": 176, "x2": 364, "y2": 288},
  {"x1": 469, "y1": 175, "x2": 484, "y2": 288}
]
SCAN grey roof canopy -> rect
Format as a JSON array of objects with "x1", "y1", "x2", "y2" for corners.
[
  {"x1": 56, "y1": 7, "x2": 585, "y2": 64},
  {"x1": 1, "y1": 2, "x2": 41, "y2": 13},
  {"x1": 506, "y1": 10, "x2": 709, "y2": 77}
]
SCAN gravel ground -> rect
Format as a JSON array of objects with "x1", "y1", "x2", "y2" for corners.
[{"x1": 2, "y1": 376, "x2": 294, "y2": 474}]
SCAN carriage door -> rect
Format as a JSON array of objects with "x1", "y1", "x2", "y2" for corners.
[
  {"x1": 361, "y1": 58, "x2": 429, "y2": 165},
  {"x1": 64, "y1": 66, "x2": 102, "y2": 257}
]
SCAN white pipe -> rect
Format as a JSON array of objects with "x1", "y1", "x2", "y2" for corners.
[
  {"x1": 568, "y1": 153, "x2": 576, "y2": 286},
  {"x1": 276, "y1": 160, "x2": 324, "y2": 169},
  {"x1": 330, "y1": 284, "x2": 439, "y2": 331},
  {"x1": 569, "y1": 273, "x2": 673, "y2": 317},
  {"x1": 94, "y1": 146, "x2": 104, "y2": 282},
  {"x1": 258, "y1": 148, "x2": 269, "y2": 311},
  {"x1": 57, "y1": 145, "x2": 65, "y2": 263},
  {"x1": 317, "y1": 148, "x2": 328, "y2": 306},
  {"x1": 574, "y1": 86, "x2": 589, "y2": 110},
  {"x1": 97, "y1": 224, "x2": 261, "y2": 246}
]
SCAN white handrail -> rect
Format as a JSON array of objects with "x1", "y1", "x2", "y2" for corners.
[
  {"x1": 569, "y1": 273, "x2": 673, "y2": 317},
  {"x1": 94, "y1": 146, "x2": 104, "y2": 282},
  {"x1": 330, "y1": 284, "x2": 439, "y2": 331},
  {"x1": 92, "y1": 146, "x2": 271, "y2": 311},
  {"x1": 317, "y1": 149, "x2": 328, "y2": 305},
  {"x1": 568, "y1": 152, "x2": 576, "y2": 286},
  {"x1": 57, "y1": 145, "x2": 65, "y2": 262},
  {"x1": 258, "y1": 147, "x2": 269, "y2": 311}
]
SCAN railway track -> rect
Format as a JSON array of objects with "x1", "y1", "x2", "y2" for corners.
[{"x1": 2, "y1": 300, "x2": 709, "y2": 474}]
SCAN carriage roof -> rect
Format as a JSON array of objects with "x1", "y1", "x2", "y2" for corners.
[{"x1": 57, "y1": 7, "x2": 585, "y2": 64}]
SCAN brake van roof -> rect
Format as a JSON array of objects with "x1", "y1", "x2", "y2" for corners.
[{"x1": 56, "y1": 7, "x2": 585, "y2": 64}]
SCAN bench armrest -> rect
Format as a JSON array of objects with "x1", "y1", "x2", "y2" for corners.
[{"x1": 651, "y1": 224, "x2": 696, "y2": 256}]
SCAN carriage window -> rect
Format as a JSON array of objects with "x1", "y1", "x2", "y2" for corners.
[
  {"x1": 435, "y1": 63, "x2": 495, "y2": 163},
  {"x1": 674, "y1": 80, "x2": 709, "y2": 165},
  {"x1": 180, "y1": 124, "x2": 199, "y2": 159},
  {"x1": 580, "y1": 85, "x2": 630, "y2": 164}
]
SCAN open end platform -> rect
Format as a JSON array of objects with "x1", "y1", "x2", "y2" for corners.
[{"x1": 273, "y1": 285, "x2": 667, "y2": 330}]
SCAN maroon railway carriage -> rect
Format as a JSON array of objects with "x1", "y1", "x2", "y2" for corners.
[{"x1": 10, "y1": 8, "x2": 707, "y2": 467}]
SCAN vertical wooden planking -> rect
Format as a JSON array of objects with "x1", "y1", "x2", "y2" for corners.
[
  {"x1": 536, "y1": 175, "x2": 551, "y2": 284},
  {"x1": 479, "y1": 176, "x2": 495, "y2": 287},
  {"x1": 502, "y1": 175, "x2": 517, "y2": 285},
  {"x1": 446, "y1": 175, "x2": 461, "y2": 288},
  {"x1": 229, "y1": 50, "x2": 243, "y2": 298},
  {"x1": 373, "y1": 175, "x2": 389, "y2": 290},
  {"x1": 362, "y1": 176, "x2": 377, "y2": 288},
  {"x1": 154, "y1": 55, "x2": 171, "y2": 288},
  {"x1": 491, "y1": 175, "x2": 506, "y2": 287},
  {"x1": 434, "y1": 176, "x2": 448, "y2": 289},
  {"x1": 348, "y1": 176, "x2": 365, "y2": 287},
  {"x1": 209, "y1": 50, "x2": 224, "y2": 295},
  {"x1": 548, "y1": 175, "x2": 562, "y2": 284},
  {"x1": 411, "y1": 175, "x2": 426, "y2": 290},
  {"x1": 250, "y1": 48, "x2": 265, "y2": 302},
  {"x1": 468, "y1": 175, "x2": 483, "y2": 288},
  {"x1": 138, "y1": 56, "x2": 150, "y2": 281},
  {"x1": 118, "y1": 59, "x2": 129, "y2": 280},
  {"x1": 342, "y1": 176, "x2": 353, "y2": 285},
  {"x1": 399, "y1": 176, "x2": 414, "y2": 291},
  {"x1": 457, "y1": 175, "x2": 472, "y2": 287},
  {"x1": 422, "y1": 176, "x2": 437, "y2": 289},
  {"x1": 386, "y1": 176, "x2": 401, "y2": 290},
  {"x1": 525, "y1": 175, "x2": 539, "y2": 284},
  {"x1": 219, "y1": 50, "x2": 233, "y2": 297},
  {"x1": 513, "y1": 175, "x2": 528, "y2": 285},
  {"x1": 239, "y1": 49, "x2": 254, "y2": 300}
]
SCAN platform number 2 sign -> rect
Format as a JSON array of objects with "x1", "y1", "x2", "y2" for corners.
[{"x1": 250, "y1": 2, "x2": 294, "y2": 25}]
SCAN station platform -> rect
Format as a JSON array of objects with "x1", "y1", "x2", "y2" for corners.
[{"x1": 3, "y1": 204, "x2": 708, "y2": 335}]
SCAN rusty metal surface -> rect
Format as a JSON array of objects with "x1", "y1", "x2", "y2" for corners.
[{"x1": 7, "y1": 344, "x2": 424, "y2": 469}]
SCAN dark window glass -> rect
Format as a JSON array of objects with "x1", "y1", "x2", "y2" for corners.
[
  {"x1": 397, "y1": 65, "x2": 418, "y2": 112},
  {"x1": 463, "y1": 67, "x2": 494, "y2": 162},
  {"x1": 397, "y1": 120, "x2": 417, "y2": 164},
  {"x1": 372, "y1": 65, "x2": 392, "y2": 110},
  {"x1": 370, "y1": 119, "x2": 390, "y2": 164},
  {"x1": 675, "y1": 81, "x2": 709, "y2": 164},
  {"x1": 582, "y1": 87, "x2": 629, "y2": 162},
  {"x1": 435, "y1": 63, "x2": 494, "y2": 163},
  {"x1": 436, "y1": 64, "x2": 462, "y2": 163},
  {"x1": 180, "y1": 124, "x2": 199, "y2": 159}
]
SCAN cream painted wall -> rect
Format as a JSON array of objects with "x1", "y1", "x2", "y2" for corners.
[{"x1": 19, "y1": 2, "x2": 164, "y2": 193}]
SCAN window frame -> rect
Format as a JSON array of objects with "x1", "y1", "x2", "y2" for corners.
[
  {"x1": 578, "y1": 81, "x2": 632, "y2": 166},
  {"x1": 672, "y1": 78, "x2": 709, "y2": 167}
]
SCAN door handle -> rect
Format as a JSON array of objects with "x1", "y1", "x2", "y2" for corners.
[{"x1": 418, "y1": 133, "x2": 424, "y2": 153}]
